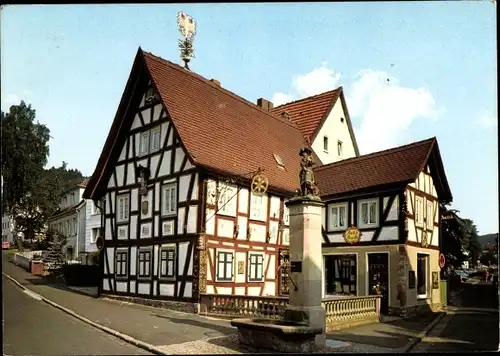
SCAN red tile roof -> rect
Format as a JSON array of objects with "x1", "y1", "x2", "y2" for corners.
[
  {"x1": 85, "y1": 49, "x2": 310, "y2": 198},
  {"x1": 314, "y1": 137, "x2": 452, "y2": 202},
  {"x1": 269, "y1": 88, "x2": 359, "y2": 156},
  {"x1": 270, "y1": 89, "x2": 340, "y2": 142},
  {"x1": 84, "y1": 48, "x2": 451, "y2": 204}
]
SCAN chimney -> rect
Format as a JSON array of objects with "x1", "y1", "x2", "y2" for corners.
[
  {"x1": 210, "y1": 79, "x2": 221, "y2": 86},
  {"x1": 257, "y1": 98, "x2": 274, "y2": 111}
]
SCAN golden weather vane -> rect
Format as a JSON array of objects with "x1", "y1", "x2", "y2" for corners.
[{"x1": 177, "y1": 11, "x2": 197, "y2": 70}]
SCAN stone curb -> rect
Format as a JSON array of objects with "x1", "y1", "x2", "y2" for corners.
[
  {"x1": 2, "y1": 272, "x2": 167, "y2": 355},
  {"x1": 399, "y1": 312, "x2": 447, "y2": 353}
]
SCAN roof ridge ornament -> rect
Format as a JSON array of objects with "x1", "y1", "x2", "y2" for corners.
[{"x1": 177, "y1": 11, "x2": 197, "y2": 71}]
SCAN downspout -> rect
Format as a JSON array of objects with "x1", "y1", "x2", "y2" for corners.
[{"x1": 75, "y1": 203, "x2": 82, "y2": 261}]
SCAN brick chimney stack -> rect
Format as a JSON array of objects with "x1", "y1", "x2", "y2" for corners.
[{"x1": 257, "y1": 98, "x2": 274, "y2": 111}]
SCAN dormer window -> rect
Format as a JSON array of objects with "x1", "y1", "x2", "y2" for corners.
[{"x1": 323, "y1": 136, "x2": 329, "y2": 152}]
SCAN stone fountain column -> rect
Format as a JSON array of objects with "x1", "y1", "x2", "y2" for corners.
[{"x1": 284, "y1": 195, "x2": 326, "y2": 349}]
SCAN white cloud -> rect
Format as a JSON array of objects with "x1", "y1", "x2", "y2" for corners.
[
  {"x1": 271, "y1": 62, "x2": 342, "y2": 106},
  {"x1": 348, "y1": 69, "x2": 444, "y2": 154},
  {"x1": 475, "y1": 110, "x2": 497, "y2": 129},
  {"x1": 273, "y1": 65, "x2": 443, "y2": 154},
  {"x1": 272, "y1": 92, "x2": 295, "y2": 107}
]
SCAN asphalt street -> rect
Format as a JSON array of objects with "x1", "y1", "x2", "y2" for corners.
[
  {"x1": 2, "y1": 275, "x2": 152, "y2": 355},
  {"x1": 411, "y1": 309, "x2": 499, "y2": 352}
]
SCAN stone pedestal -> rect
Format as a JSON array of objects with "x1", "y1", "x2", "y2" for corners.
[{"x1": 285, "y1": 196, "x2": 326, "y2": 348}]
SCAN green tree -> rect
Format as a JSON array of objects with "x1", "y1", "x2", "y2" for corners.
[
  {"x1": 461, "y1": 218, "x2": 481, "y2": 267},
  {"x1": 1, "y1": 101, "x2": 51, "y2": 212},
  {"x1": 2, "y1": 101, "x2": 51, "y2": 249},
  {"x1": 440, "y1": 204, "x2": 467, "y2": 269}
]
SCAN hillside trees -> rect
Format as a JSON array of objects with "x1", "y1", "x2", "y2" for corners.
[
  {"x1": 1, "y1": 102, "x2": 51, "y2": 246},
  {"x1": 1, "y1": 101, "x2": 85, "y2": 247}
]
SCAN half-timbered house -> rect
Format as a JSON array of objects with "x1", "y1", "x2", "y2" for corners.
[
  {"x1": 315, "y1": 137, "x2": 452, "y2": 315},
  {"x1": 83, "y1": 48, "x2": 313, "y2": 310},
  {"x1": 83, "y1": 48, "x2": 453, "y2": 316}
]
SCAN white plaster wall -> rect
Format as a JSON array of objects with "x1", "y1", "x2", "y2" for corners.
[
  {"x1": 311, "y1": 96, "x2": 357, "y2": 164},
  {"x1": 160, "y1": 284, "x2": 175, "y2": 296},
  {"x1": 217, "y1": 219, "x2": 234, "y2": 238}
]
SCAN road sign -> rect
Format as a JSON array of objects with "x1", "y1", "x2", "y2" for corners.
[
  {"x1": 96, "y1": 236, "x2": 104, "y2": 251},
  {"x1": 439, "y1": 253, "x2": 446, "y2": 268}
]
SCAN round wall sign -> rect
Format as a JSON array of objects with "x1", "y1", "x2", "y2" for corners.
[
  {"x1": 96, "y1": 236, "x2": 104, "y2": 251},
  {"x1": 343, "y1": 226, "x2": 361, "y2": 244},
  {"x1": 439, "y1": 253, "x2": 446, "y2": 269}
]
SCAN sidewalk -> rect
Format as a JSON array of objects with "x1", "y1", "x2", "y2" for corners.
[{"x1": 3, "y1": 259, "x2": 443, "y2": 354}]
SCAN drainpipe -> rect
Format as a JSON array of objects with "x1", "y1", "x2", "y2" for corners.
[{"x1": 75, "y1": 203, "x2": 81, "y2": 261}]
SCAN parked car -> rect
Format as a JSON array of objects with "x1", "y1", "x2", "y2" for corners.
[{"x1": 454, "y1": 270, "x2": 469, "y2": 282}]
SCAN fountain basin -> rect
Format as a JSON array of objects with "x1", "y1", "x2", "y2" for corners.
[{"x1": 231, "y1": 318, "x2": 323, "y2": 353}]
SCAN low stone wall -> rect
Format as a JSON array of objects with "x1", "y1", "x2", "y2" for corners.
[
  {"x1": 13, "y1": 250, "x2": 44, "y2": 270},
  {"x1": 200, "y1": 294, "x2": 382, "y2": 331},
  {"x1": 322, "y1": 296, "x2": 381, "y2": 332},
  {"x1": 101, "y1": 294, "x2": 199, "y2": 314}
]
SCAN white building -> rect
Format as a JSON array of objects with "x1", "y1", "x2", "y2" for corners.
[
  {"x1": 48, "y1": 179, "x2": 102, "y2": 262},
  {"x1": 2, "y1": 214, "x2": 15, "y2": 247}
]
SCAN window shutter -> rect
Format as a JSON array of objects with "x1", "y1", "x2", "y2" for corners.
[
  {"x1": 229, "y1": 253, "x2": 234, "y2": 279},
  {"x1": 259, "y1": 255, "x2": 264, "y2": 279}
]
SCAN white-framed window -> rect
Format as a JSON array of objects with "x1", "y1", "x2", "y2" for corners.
[
  {"x1": 115, "y1": 250, "x2": 128, "y2": 278},
  {"x1": 328, "y1": 203, "x2": 348, "y2": 231},
  {"x1": 358, "y1": 199, "x2": 378, "y2": 227},
  {"x1": 426, "y1": 201, "x2": 433, "y2": 230},
  {"x1": 118, "y1": 226, "x2": 127, "y2": 239},
  {"x1": 250, "y1": 193, "x2": 266, "y2": 221},
  {"x1": 159, "y1": 247, "x2": 176, "y2": 278},
  {"x1": 137, "y1": 248, "x2": 152, "y2": 278},
  {"x1": 117, "y1": 194, "x2": 130, "y2": 222},
  {"x1": 216, "y1": 251, "x2": 234, "y2": 282},
  {"x1": 417, "y1": 253, "x2": 430, "y2": 299},
  {"x1": 162, "y1": 183, "x2": 177, "y2": 216},
  {"x1": 218, "y1": 186, "x2": 237, "y2": 216},
  {"x1": 337, "y1": 140, "x2": 343, "y2": 157},
  {"x1": 248, "y1": 253, "x2": 264, "y2": 282},
  {"x1": 141, "y1": 224, "x2": 151, "y2": 238},
  {"x1": 323, "y1": 135, "x2": 329, "y2": 152},
  {"x1": 150, "y1": 126, "x2": 161, "y2": 152},
  {"x1": 415, "y1": 196, "x2": 424, "y2": 226},
  {"x1": 91, "y1": 228, "x2": 99, "y2": 243},
  {"x1": 139, "y1": 131, "x2": 150, "y2": 156}
]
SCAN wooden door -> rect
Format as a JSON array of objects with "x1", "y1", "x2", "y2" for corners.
[{"x1": 368, "y1": 253, "x2": 389, "y2": 314}]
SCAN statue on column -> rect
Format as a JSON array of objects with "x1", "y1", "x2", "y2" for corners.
[{"x1": 298, "y1": 146, "x2": 320, "y2": 197}]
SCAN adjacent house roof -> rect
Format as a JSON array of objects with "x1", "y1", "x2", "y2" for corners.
[
  {"x1": 83, "y1": 48, "x2": 452, "y2": 205},
  {"x1": 48, "y1": 199, "x2": 85, "y2": 221},
  {"x1": 59, "y1": 178, "x2": 90, "y2": 197},
  {"x1": 270, "y1": 88, "x2": 360, "y2": 156},
  {"x1": 84, "y1": 48, "x2": 308, "y2": 199},
  {"x1": 315, "y1": 137, "x2": 453, "y2": 203}
]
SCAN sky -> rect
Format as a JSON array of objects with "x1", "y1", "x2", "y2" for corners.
[{"x1": 1, "y1": 3, "x2": 497, "y2": 234}]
